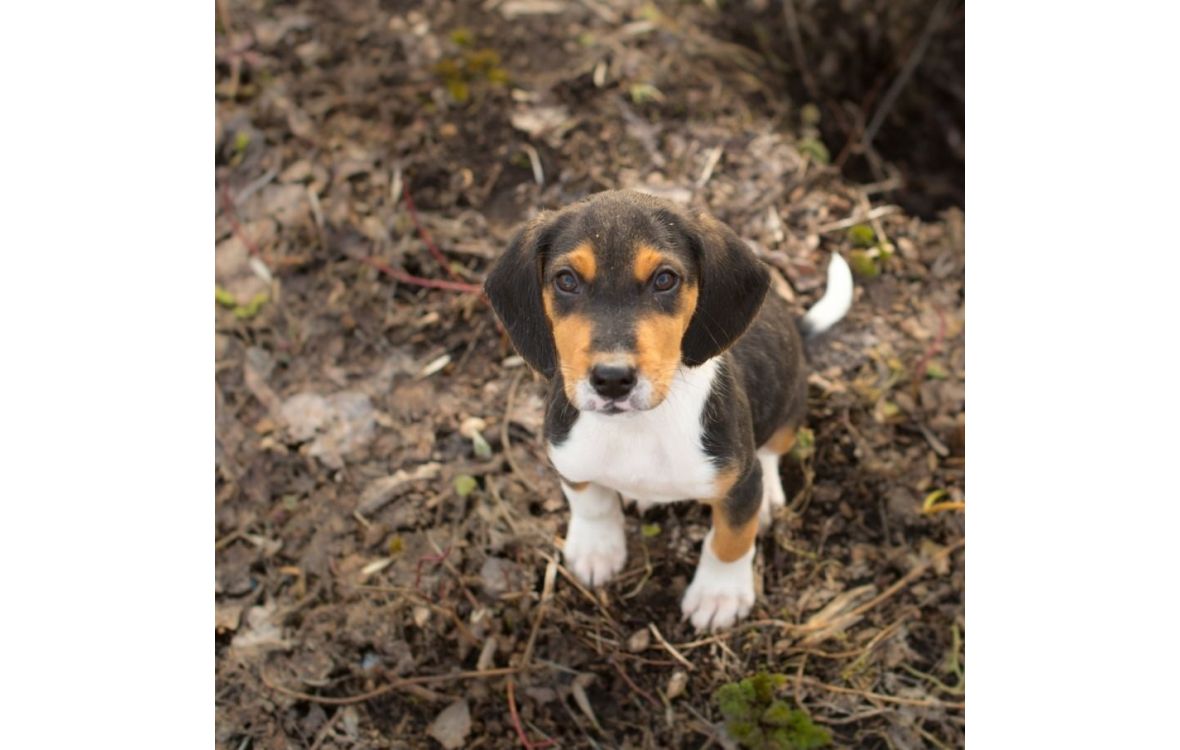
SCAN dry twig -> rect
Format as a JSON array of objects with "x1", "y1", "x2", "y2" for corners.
[
  {"x1": 863, "y1": 0, "x2": 954, "y2": 148},
  {"x1": 797, "y1": 676, "x2": 964, "y2": 710},
  {"x1": 359, "y1": 255, "x2": 483, "y2": 294},
  {"x1": 507, "y1": 679, "x2": 555, "y2": 749},
  {"x1": 519, "y1": 556, "x2": 559, "y2": 668},
  {"x1": 650, "y1": 624, "x2": 696, "y2": 671},
  {"x1": 402, "y1": 183, "x2": 465, "y2": 282},
  {"x1": 261, "y1": 666, "x2": 520, "y2": 706}
]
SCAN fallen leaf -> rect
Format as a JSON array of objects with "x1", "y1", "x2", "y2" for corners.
[
  {"x1": 229, "y1": 601, "x2": 292, "y2": 661},
  {"x1": 356, "y1": 463, "x2": 442, "y2": 515},
  {"x1": 570, "y1": 673, "x2": 602, "y2": 731},
  {"x1": 479, "y1": 556, "x2": 528, "y2": 597},
  {"x1": 418, "y1": 354, "x2": 452, "y2": 379},
  {"x1": 477, "y1": 637, "x2": 498, "y2": 671},
  {"x1": 627, "y1": 628, "x2": 651, "y2": 653},
  {"x1": 510, "y1": 104, "x2": 572, "y2": 139},
  {"x1": 360, "y1": 557, "x2": 394, "y2": 579},
  {"x1": 666, "y1": 670, "x2": 689, "y2": 700},
  {"x1": 426, "y1": 699, "x2": 471, "y2": 750},
  {"x1": 216, "y1": 602, "x2": 245, "y2": 634},
  {"x1": 216, "y1": 222, "x2": 274, "y2": 304},
  {"x1": 279, "y1": 391, "x2": 376, "y2": 469}
]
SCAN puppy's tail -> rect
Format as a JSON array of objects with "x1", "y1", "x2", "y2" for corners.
[{"x1": 799, "y1": 253, "x2": 854, "y2": 338}]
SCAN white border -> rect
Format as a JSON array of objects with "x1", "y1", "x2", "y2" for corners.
[
  {"x1": 970, "y1": 2, "x2": 1180, "y2": 746},
  {"x1": 4, "y1": 1, "x2": 1180, "y2": 747},
  {"x1": 3, "y1": 2, "x2": 210, "y2": 747}
]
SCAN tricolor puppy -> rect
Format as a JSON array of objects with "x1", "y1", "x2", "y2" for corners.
[{"x1": 485, "y1": 190, "x2": 852, "y2": 631}]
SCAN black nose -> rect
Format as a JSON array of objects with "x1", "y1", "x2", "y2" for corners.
[{"x1": 590, "y1": 365, "x2": 637, "y2": 400}]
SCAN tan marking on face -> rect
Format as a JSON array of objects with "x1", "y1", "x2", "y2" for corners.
[
  {"x1": 563, "y1": 479, "x2": 588, "y2": 492},
  {"x1": 543, "y1": 289, "x2": 593, "y2": 401},
  {"x1": 566, "y1": 242, "x2": 597, "y2": 282},
  {"x1": 633, "y1": 244, "x2": 666, "y2": 283},
  {"x1": 710, "y1": 503, "x2": 759, "y2": 563},
  {"x1": 763, "y1": 424, "x2": 798, "y2": 455},
  {"x1": 634, "y1": 284, "x2": 699, "y2": 404}
]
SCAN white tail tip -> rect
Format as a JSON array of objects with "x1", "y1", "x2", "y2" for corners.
[{"x1": 799, "y1": 253, "x2": 853, "y2": 337}]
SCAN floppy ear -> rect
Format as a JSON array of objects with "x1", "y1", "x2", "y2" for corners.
[
  {"x1": 675, "y1": 211, "x2": 770, "y2": 366},
  {"x1": 484, "y1": 212, "x2": 564, "y2": 378}
]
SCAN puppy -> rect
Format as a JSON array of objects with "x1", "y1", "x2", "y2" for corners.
[{"x1": 485, "y1": 190, "x2": 852, "y2": 631}]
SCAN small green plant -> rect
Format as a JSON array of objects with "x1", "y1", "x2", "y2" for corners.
[
  {"x1": 714, "y1": 672, "x2": 831, "y2": 750},
  {"x1": 453, "y1": 474, "x2": 478, "y2": 497},
  {"x1": 845, "y1": 224, "x2": 896, "y2": 278},
  {"x1": 215, "y1": 286, "x2": 269, "y2": 320},
  {"x1": 434, "y1": 46, "x2": 509, "y2": 104},
  {"x1": 796, "y1": 137, "x2": 830, "y2": 165},
  {"x1": 848, "y1": 224, "x2": 876, "y2": 248}
]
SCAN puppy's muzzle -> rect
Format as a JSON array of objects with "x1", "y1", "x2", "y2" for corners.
[{"x1": 589, "y1": 364, "x2": 637, "y2": 400}]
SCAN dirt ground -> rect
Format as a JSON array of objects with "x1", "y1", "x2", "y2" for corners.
[{"x1": 215, "y1": 1, "x2": 965, "y2": 748}]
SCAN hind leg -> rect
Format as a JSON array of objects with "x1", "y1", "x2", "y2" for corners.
[{"x1": 757, "y1": 423, "x2": 797, "y2": 528}]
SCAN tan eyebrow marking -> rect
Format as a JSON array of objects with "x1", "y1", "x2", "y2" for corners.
[
  {"x1": 565, "y1": 242, "x2": 597, "y2": 281},
  {"x1": 633, "y1": 244, "x2": 667, "y2": 283}
]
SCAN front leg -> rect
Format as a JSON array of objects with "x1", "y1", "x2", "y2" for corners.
[
  {"x1": 561, "y1": 480, "x2": 627, "y2": 587},
  {"x1": 682, "y1": 462, "x2": 761, "y2": 632}
]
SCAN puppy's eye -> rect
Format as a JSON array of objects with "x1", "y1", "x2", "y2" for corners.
[
  {"x1": 652, "y1": 269, "x2": 679, "y2": 292},
  {"x1": 554, "y1": 271, "x2": 581, "y2": 294}
]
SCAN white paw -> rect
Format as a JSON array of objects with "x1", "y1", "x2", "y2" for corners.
[
  {"x1": 681, "y1": 535, "x2": 756, "y2": 632},
  {"x1": 757, "y1": 450, "x2": 787, "y2": 528},
  {"x1": 562, "y1": 515, "x2": 627, "y2": 587}
]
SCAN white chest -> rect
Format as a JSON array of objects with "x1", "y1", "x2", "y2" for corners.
[{"x1": 548, "y1": 359, "x2": 720, "y2": 503}]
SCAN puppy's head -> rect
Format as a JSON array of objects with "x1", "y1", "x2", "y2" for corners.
[{"x1": 485, "y1": 191, "x2": 769, "y2": 414}]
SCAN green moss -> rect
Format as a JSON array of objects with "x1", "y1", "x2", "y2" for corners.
[
  {"x1": 715, "y1": 673, "x2": 831, "y2": 750},
  {"x1": 445, "y1": 78, "x2": 470, "y2": 104},
  {"x1": 449, "y1": 27, "x2": 474, "y2": 47},
  {"x1": 465, "y1": 48, "x2": 501, "y2": 72},
  {"x1": 761, "y1": 699, "x2": 794, "y2": 726}
]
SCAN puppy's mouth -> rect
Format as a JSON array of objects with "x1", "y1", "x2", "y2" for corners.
[
  {"x1": 580, "y1": 396, "x2": 638, "y2": 415},
  {"x1": 597, "y1": 400, "x2": 629, "y2": 415},
  {"x1": 573, "y1": 376, "x2": 657, "y2": 414}
]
